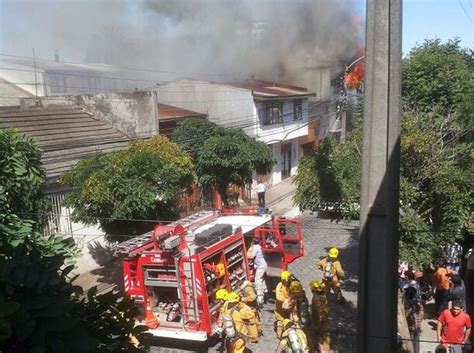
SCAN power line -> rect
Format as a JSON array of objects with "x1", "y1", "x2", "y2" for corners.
[
  {"x1": 35, "y1": 108, "x2": 327, "y2": 176},
  {"x1": 21, "y1": 100, "x2": 325, "y2": 157},
  {"x1": 458, "y1": 0, "x2": 474, "y2": 23}
]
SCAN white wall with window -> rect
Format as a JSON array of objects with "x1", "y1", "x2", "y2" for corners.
[{"x1": 255, "y1": 99, "x2": 309, "y2": 144}]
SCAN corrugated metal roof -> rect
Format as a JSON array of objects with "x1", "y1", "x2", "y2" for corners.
[
  {"x1": 157, "y1": 103, "x2": 207, "y2": 121},
  {"x1": 227, "y1": 78, "x2": 316, "y2": 99},
  {"x1": 0, "y1": 106, "x2": 131, "y2": 183},
  {"x1": 1, "y1": 57, "x2": 121, "y2": 73}
]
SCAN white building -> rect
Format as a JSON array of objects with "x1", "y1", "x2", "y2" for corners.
[{"x1": 156, "y1": 78, "x2": 315, "y2": 185}]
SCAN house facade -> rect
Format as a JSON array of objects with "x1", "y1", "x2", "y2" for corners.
[{"x1": 156, "y1": 78, "x2": 315, "y2": 185}]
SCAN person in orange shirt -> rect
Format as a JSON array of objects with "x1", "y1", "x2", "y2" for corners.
[{"x1": 433, "y1": 261, "x2": 453, "y2": 316}]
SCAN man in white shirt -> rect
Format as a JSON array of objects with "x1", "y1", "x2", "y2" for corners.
[
  {"x1": 247, "y1": 237, "x2": 268, "y2": 307},
  {"x1": 255, "y1": 181, "x2": 266, "y2": 208}
]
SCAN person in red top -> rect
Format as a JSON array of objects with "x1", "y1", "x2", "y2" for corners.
[
  {"x1": 434, "y1": 261, "x2": 453, "y2": 316},
  {"x1": 437, "y1": 300, "x2": 471, "y2": 353}
]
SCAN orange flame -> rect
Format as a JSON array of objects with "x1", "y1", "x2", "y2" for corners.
[
  {"x1": 345, "y1": 60, "x2": 365, "y2": 89},
  {"x1": 345, "y1": 43, "x2": 365, "y2": 89}
]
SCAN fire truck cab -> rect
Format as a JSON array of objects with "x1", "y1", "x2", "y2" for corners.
[{"x1": 117, "y1": 209, "x2": 303, "y2": 341}]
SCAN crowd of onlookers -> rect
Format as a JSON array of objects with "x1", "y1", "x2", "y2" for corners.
[{"x1": 399, "y1": 238, "x2": 473, "y2": 353}]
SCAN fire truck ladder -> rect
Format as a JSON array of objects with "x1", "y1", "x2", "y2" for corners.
[
  {"x1": 175, "y1": 248, "x2": 201, "y2": 329},
  {"x1": 167, "y1": 210, "x2": 217, "y2": 230},
  {"x1": 115, "y1": 210, "x2": 217, "y2": 256}
]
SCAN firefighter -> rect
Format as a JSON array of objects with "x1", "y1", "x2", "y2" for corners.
[
  {"x1": 240, "y1": 281, "x2": 262, "y2": 335},
  {"x1": 223, "y1": 292, "x2": 258, "y2": 352},
  {"x1": 289, "y1": 280, "x2": 309, "y2": 326},
  {"x1": 216, "y1": 288, "x2": 229, "y2": 328},
  {"x1": 317, "y1": 247, "x2": 346, "y2": 304},
  {"x1": 310, "y1": 280, "x2": 330, "y2": 353},
  {"x1": 278, "y1": 319, "x2": 310, "y2": 353},
  {"x1": 240, "y1": 280, "x2": 257, "y2": 308},
  {"x1": 275, "y1": 271, "x2": 295, "y2": 337},
  {"x1": 290, "y1": 279, "x2": 316, "y2": 352}
]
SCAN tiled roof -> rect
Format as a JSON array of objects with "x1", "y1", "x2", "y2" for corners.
[
  {"x1": 0, "y1": 106, "x2": 131, "y2": 183},
  {"x1": 157, "y1": 103, "x2": 206, "y2": 121}
]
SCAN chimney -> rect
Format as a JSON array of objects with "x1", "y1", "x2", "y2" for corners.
[{"x1": 54, "y1": 50, "x2": 59, "y2": 62}]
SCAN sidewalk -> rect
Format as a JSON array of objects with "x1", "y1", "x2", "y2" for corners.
[
  {"x1": 419, "y1": 300, "x2": 440, "y2": 353},
  {"x1": 253, "y1": 176, "x2": 300, "y2": 217},
  {"x1": 74, "y1": 177, "x2": 300, "y2": 293}
]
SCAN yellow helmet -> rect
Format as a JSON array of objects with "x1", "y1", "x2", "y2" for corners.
[
  {"x1": 282, "y1": 319, "x2": 294, "y2": 329},
  {"x1": 310, "y1": 280, "x2": 325, "y2": 292},
  {"x1": 227, "y1": 292, "x2": 240, "y2": 303},
  {"x1": 215, "y1": 288, "x2": 228, "y2": 300},
  {"x1": 281, "y1": 271, "x2": 291, "y2": 281},
  {"x1": 328, "y1": 247, "x2": 339, "y2": 258},
  {"x1": 290, "y1": 280, "x2": 304, "y2": 294}
]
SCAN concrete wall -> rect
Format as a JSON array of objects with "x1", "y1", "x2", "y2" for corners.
[
  {"x1": 157, "y1": 79, "x2": 257, "y2": 137},
  {"x1": 284, "y1": 66, "x2": 332, "y2": 101},
  {"x1": 20, "y1": 91, "x2": 159, "y2": 138},
  {"x1": 0, "y1": 60, "x2": 47, "y2": 98}
]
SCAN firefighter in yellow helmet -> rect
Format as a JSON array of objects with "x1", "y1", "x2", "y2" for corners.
[
  {"x1": 216, "y1": 288, "x2": 229, "y2": 329},
  {"x1": 289, "y1": 279, "x2": 316, "y2": 352},
  {"x1": 223, "y1": 292, "x2": 258, "y2": 353},
  {"x1": 289, "y1": 280, "x2": 308, "y2": 324},
  {"x1": 317, "y1": 247, "x2": 346, "y2": 304},
  {"x1": 240, "y1": 280, "x2": 262, "y2": 336},
  {"x1": 275, "y1": 270, "x2": 297, "y2": 337},
  {"x1": 310, "y1": 280, "x2": 331, "y2": 353},
  {"x1": 278, "y1": 319, "x2": 310, "y2": 353}
]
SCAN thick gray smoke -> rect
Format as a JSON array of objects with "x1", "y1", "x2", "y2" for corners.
[{"x1": 0, "y1": 0, "x2": 361, "y2": 85}]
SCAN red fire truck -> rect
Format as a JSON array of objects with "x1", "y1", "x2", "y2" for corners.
[{"x1": 116, "y1": 208, "x2": 304, "y2": 341}]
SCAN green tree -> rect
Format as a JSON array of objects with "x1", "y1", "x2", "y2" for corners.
[
  {"x1": 171, "y1": 118, "x2": 223, "y2": 161},
  {"x1": 61, "y1": 136, "x2": 194, "y2": 235},
  {"x1": 402, "y1": 39, "x2": 472, "y2": 113},
  {"x1": 172, "y1": 119, "x2": 276, "y2": 205},
  {"x1": 293, "y1": 123, "x2": 362, "y2": 220},
  {"x1": 0, "y1": 129, "x2": 149, "y2": 352},
  {"x1": 294, "y1": 39, "x2": 473, "y2": 266},
  {"x1": 196, "y1": 129, "x2": 275, "y2": 205}
]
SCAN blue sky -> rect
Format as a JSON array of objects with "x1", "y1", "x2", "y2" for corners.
[
  {"x1": 402, "y1": 0, "x2": 473, "y2": 54},
  {"x1": 358, "y1": 0, "x2": 473, "y2": 54}
]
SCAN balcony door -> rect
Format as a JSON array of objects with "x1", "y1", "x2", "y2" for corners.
[{"x1": 281, "y1": 143, "x2": 291, "y2": 179}]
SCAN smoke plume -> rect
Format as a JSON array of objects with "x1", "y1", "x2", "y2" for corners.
[{"x1": 0, "y1": 0, "x2": 362, "y2": 85}]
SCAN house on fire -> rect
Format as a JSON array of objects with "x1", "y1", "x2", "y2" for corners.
[{"x1": 156, "y1": 78, "x2": 316, "y2": 185}]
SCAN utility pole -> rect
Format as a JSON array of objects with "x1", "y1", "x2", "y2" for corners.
[
  {"x1": 32, "y1": 48, "x2": 38, "y2": 100},
  {"x1": 357, "y1": 0, "x2": 402, "y2": 352}
]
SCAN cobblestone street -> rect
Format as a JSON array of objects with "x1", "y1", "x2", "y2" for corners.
[{"x1": 150, "y1": 213, "x2": 359, "y2": 353}]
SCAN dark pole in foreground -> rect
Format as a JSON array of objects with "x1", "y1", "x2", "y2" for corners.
[{"x1": 357, "y1": 0, "x2": 402, "y2": 352}]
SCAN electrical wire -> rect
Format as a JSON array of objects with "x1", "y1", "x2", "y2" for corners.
[
  {"x1": 22, "y1": 101, "x2": 328, "y2": 175},
  {"x1": 458, "y1": 0, "x2": 474, "y2": 23}
]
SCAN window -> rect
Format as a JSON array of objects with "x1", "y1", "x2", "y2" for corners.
[
  {"x1": 293, "y1": 99, "x2": 303, "y2": 120},
  {"x1": 259, "y1": 102, "x2": 283, "y2": 125}
]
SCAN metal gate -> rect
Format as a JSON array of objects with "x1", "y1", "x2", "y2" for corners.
[{"x1": 43, "y1": 192, "x2": 73, "y2": 236}]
